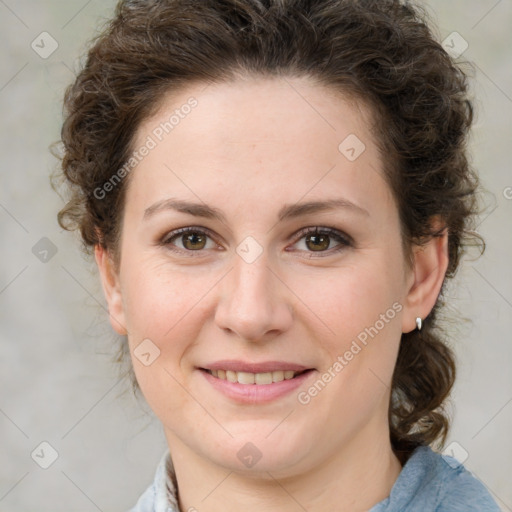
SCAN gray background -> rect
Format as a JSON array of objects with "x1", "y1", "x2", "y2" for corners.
[{"x1": 1, "y1": 1, "x2": 511, "y2": 510}]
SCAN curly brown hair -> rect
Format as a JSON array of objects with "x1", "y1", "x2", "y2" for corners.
[{"x1": 54, "y1": 0, "x2": 485, "y2": 464}]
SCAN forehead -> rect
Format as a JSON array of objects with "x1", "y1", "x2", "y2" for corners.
[
  {"x1": 135, "y1": 76, "x2": 376, "y2": 150},
  {"x1": 127, "y1": 77, "x2": 394, "y2": 221}
]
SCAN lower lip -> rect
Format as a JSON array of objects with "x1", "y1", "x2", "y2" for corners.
[{"x1": 199, "y1": 369, "x2": 315, "y2": 404}]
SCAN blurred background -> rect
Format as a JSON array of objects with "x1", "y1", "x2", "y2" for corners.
[{"x1": 0, "y1": 1, "x2": 511, "y2": 510}]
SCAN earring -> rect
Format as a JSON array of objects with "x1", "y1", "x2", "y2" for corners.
[{"x1": 415, "y1": 317, "x2": 423, "y2": 331}]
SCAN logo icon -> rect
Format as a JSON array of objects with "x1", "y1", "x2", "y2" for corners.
[
  {"x1": 31, "y1": 441, "x2": 59, "y2": 469},
  {"x1": 442, "y1": 32, "x2": 469, "y2": 59},
  {"x1": 338, "y1": 134, "x2": 366, "y2": 162},
  {"x1": 237, "y1": 442, "x2": 262, "y2": 468},
  {"x1": 31, "y1": 32, "x2": 59, "y2": 59},
  {"x1": 134, "y1": 338, "x2": 161, "y2": 366},
  {"x1": 32, "y1": 237, "x2": 58, "y2": 263},
  {"x1": 236, "y1": 236, "x2": 264, "y2": 264},
  {"x1": 442, "y1": 441, "x2": 469, "y2": 469}
]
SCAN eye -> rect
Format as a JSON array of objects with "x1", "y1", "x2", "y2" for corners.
[
  {"x1": 160, "y1": 226, "x2": 352, "y2": 257},
  {"x1": 161, "y1": 227, "x2": 219, "y2": 254},
  {"x1": 289, "y1": 226, "x2": 352, "y2": 257}
]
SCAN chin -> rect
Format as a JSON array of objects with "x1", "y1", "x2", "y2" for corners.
[{"x1": 198, "y1": 429, "x2": 315, "y2": 477}]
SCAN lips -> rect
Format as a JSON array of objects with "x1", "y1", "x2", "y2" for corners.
[{"x1": 199, "y1": 362, "x2": 316, "y2": 403}]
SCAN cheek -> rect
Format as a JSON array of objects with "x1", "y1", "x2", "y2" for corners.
[
  {"x1": 291, "y1": 258, "x2": 402, "y2": 343},
  {"x1": 291, "y1": 258, "x2": 403, "y2": 402},
  {"x1": 120, "y1": 256, "x2": 203, "y2": 340},
  {"x1": 119, "y1": 259, "x2": 210, "y2": 419}
]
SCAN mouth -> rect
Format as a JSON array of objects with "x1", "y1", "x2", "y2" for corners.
[
  {"x1": 197, "y1": 360, "x2": 316, "y2": 403},
  {"x1": 200, "y1": 368, "x2": 312, "y2": 385}
]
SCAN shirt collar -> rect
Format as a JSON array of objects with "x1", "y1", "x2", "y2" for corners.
[{"x1": 153, "y1": 450, "x2": 180, "y2": 512}]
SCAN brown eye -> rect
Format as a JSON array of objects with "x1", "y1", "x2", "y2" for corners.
[
  {"x1": 291, "y1": 227, "x2": 352, "y2": 257},
  {"x1": 181, "y1": 231, "x2": 207, "y2": 250},
  {"x1": 304, "y1": 232, "x2": 331, "y2": 251},
  {"x1": 162, "y1": 227, "x2": 217, "y2": 254}
]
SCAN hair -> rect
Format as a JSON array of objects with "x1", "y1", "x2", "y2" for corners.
[{"x1": 54, "y1": 0, "x2": 485, "y2": 464}]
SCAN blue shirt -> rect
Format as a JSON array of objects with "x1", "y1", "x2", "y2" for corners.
[{"x1": 128, "y1": 445, "x2": 500, "y2": 511}]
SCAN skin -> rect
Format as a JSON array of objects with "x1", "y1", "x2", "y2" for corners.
[{"x1": 96, "y1": 76, "x2": 449, "y2": 511}]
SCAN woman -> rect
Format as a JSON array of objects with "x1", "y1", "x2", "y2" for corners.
[{"x1": 55, "y1": 0, "x2": 501, "y2": 510}]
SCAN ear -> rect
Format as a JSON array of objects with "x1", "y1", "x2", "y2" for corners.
[
  {"x1": 401, "y1": 216, "x2": 449, "y2": 333},
  {"x1": 94, "y1": 244, "x2": 128, "y2": 336}
]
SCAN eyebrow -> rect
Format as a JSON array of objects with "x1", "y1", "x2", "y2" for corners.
[{"x1": 143, "y1": 197, "x2": 369, "y2": 223}]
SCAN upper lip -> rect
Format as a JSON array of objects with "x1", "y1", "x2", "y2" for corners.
[{"x1": 199, "y1": 360, "x2": 312, "y2": 373}]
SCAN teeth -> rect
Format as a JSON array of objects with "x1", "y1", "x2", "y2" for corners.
[
  {"x1": 208, "y1": 369, "x2": 301, "y2": 385},
  {"x1": 255, "y1": 372, "x2": 272, "y2": 385},
  {"x1": 238, "y1": 371, "x2": 255, "y2": 384}
]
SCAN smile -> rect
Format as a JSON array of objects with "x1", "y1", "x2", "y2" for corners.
[
  {"x1": 198, "y1": 364, "x2": 316, "y2": 404},
  {"x1": 203, "y1": 369, "x2": 307, "y2": 385}
]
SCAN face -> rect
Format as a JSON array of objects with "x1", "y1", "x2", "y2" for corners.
[{"x1": 98, "y1": 76, "x2": 435, "y2": 478}]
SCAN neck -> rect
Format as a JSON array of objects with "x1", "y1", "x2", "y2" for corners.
[{"x1": 165, "y1": 422, "x2": 402, "y2": 512}]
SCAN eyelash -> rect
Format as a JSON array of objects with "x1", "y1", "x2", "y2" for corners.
[{"x1": 160, "y1": 225, "x2": 353, "y2": 258}]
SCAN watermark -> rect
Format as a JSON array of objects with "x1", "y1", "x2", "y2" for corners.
[
  {"x1": 442, "y1": 31, "x2": 469, "y2": 59},
  {"x1": 236, "y1": 236, "x2": 264, "y2": 264},
  {"x1": 93, "y1": 97, "x2": 198, "y2": 200},
  {"x1": 32, "y1": 237, "x2": 58, "y2": 263},
  {"x1": 442, "y1": 441, "x2": 469, "y2": 469},
  {"x1": 31, "y1": 441, "x2": 59, "y2": 469},
  {"x1": 133, "y1": 338, "x2": 161, "y2": 366},
  {"x1": 31, "y1": 31, "x2": 59, "y2": 59},
  {"x1": 338, "y1": 133, "x2": 366, "y2": 162},
  {"x1": 237, "y1": 442, "x2": 263, "y2": 468},
  {"x1": 297, "y1": 301, "x2": 403, "y2": 405}
]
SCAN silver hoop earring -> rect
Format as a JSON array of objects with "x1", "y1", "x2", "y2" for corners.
[{"x1": 415, "y1": 317, "x2": 423, "y2": 331}]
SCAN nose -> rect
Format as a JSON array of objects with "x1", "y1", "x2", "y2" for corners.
[{"x1": 214, "y1": 253, "x2": 294, "y2": 343}]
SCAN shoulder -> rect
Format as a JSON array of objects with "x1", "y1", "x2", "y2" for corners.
[
  {"x1": 432, "y1": 447, "x2": 500, "y2": 511},
  {"x1": 372, "y1": 445, "x2": 501, "y2": 512}
]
